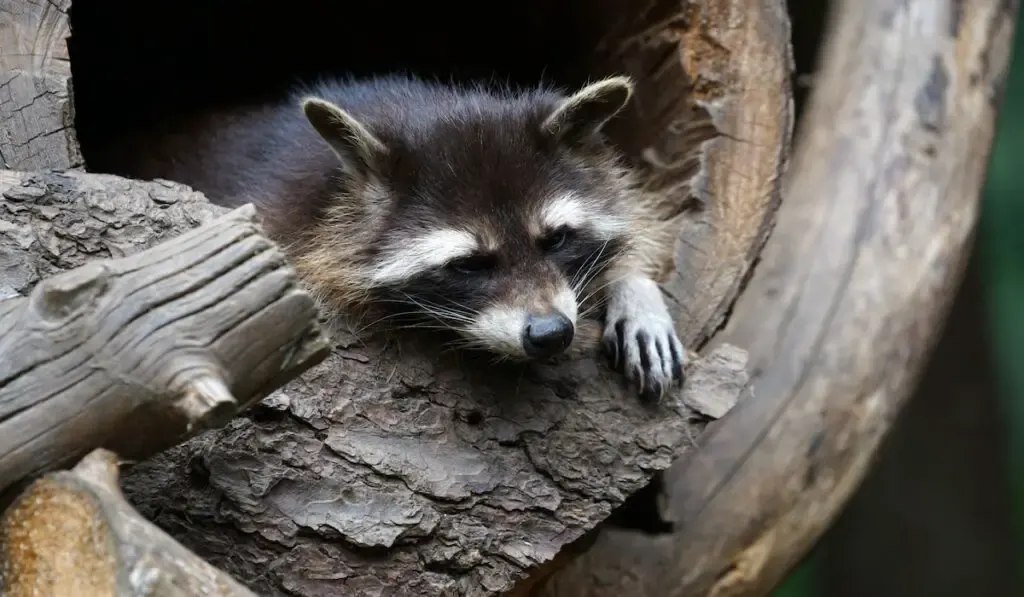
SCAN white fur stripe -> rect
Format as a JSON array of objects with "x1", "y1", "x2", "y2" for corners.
[
  {"x1": 540, "y1": 193, "x2": 629, "y2": 239},
  {"x1": 370, "y1": 229, "x2": 478, "y2": 283}
]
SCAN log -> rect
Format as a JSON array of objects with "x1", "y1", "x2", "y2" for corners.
[
  {"x1": 0, "y1": 169, "x2": 331, "y2": 495},
  {"x1": 0, "y1": 168, "x2": 750, "y2": 595},
  {"x1": 0, "y1": 0, "x2": 81, "y2": 171},
  {"x1": 592, "y1": 0, "x2": 792, "y2": 349},
  {"x1": 0, "y1": 448, "x2": 259, "y2": 597},
  {"x1": 820, "y1": 242, "x2": 1016, "y2": 597},
  {"x1": 530, "y1": 0, "x2": 1019, "y2": 595},
  {"x1": 2, "y1": 0, "x2": 787, "y2": 593}
]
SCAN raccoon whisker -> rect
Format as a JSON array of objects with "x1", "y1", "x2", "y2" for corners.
[
  {"x1": 438, "y1": 338, "x2": 486, "y2": 356},
  {"x1": 395, "y1": 293, "x2": 479, "y2": 324},
  {"x1": 573, "y1": 256, "x2": 615, "y2": 302},
  {"x1": 570, "y1": 240, "x2": 612, "y2": 292},
  {"x1": 350, "y1": 310, "x2": 422, "y2": 335},
  {"x1": 369, "y1": 294, "x2": 473, "y2": 317},
  {"x1": 577, "y1": 262, "x2": 614, "y2": 299},
  {"x1": 578, "y1": 297, "x2": 611, "y2": 320},
  {"x1": 372, "y1": 295, "x2": 475, "y2": 317},
  {"x1": 575, "y1": 270, "x2": 627, "y2": 315}
]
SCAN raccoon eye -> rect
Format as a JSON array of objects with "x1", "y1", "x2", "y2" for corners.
[
  {"x1": 446, "y1": 253, "x2": 497, "y2": 275},
  {"x1": 538, "y1": 226, "x2": 575, "y2": 252}
]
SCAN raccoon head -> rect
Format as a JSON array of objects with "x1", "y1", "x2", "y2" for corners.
[{"x1": 302, "y1": 76, "x2": 637, "y2": 360}]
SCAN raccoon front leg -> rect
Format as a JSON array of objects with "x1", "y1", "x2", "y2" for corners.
[{"x1": 602, "y1": 274, "x2": 686, "y2": 402}]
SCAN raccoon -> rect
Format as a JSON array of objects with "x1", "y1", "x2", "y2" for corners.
[{"x1": 96, "y1": 74, "x2": 686, "y2": 401}]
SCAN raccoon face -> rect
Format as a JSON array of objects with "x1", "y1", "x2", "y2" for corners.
[{"x1": 302, "y1": 76, "x2": 636, "y2": 359}]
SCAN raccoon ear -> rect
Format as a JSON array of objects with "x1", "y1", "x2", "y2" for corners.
[
  {"x1": 541, "y1": 76, "x2": 634, "y2": 146},
  {"x1": 302, "y1": 97, "x2": 388, "y2": 176}
]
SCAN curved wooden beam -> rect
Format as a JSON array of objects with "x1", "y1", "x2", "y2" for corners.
[
  {"x1": 530, "y1": 0, "x2": 1017, "y2": 595},
  {"x1": 670, "y1": 0, "x2": 1016, "y2": 594}
]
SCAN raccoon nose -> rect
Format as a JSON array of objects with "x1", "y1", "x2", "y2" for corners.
[{"x1": 522, "y1": 312, "x2": 575, "y2": 358}]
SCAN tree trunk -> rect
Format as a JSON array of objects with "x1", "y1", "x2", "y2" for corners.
[{"x1": 0, "y1": 0, "x2": 80, "y2": 171}]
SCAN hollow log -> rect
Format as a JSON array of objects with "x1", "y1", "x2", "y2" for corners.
[
  {"x1": 1, "y1": 448, "x2": 258, "y2": 597},
  {"x1": 0, "y1": 169, "x2": 331, "y2": 496},
  {"x1": 531, "y1": 0, "x2": 1018, "y2": 595},
  {"x1": 0, "y1": 167, "x2": 750, "y2": 595},
  {"x1": 2, "y1": 0, "x2": 789, "y2": 594},
  {"x1": 588, "y1": 0, "x2": 793, "y2": 348}
]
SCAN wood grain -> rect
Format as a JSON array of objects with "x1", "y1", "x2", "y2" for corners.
[
  {"x1": 0, "y1": 169, "x2": 331, "y2": 493},
  {"x1": 597, "y1": 0, "x2": 792, "y2": 349},
  {"x1": 0, "y1": 0, "x2": 80, "y2": 170},
  {"x1": 531, "y1": 0, "x2": 1016, "y2": 595},
  {"x1": 668, "y1": 0, "x2": 1016, "y2": 595}
]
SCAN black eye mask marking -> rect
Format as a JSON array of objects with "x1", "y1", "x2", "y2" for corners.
[{"x1": 446, "y1": 253, "x2": 499, "y2": 275}]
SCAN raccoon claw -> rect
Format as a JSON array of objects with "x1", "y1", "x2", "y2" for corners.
[{"x1": 603, "y1": 316, "x2": 686, "y2": 403}]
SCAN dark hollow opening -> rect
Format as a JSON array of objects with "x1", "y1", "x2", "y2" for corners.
[
  {"x1": 68, "y1": 0, "x2": 708, "y2": 194},
  {"x1": 68, "y1": 0, "x2": 615, "y2": 171},
  {"x1": 66, "y1": 0, "x2": 693, "y2": 535}
]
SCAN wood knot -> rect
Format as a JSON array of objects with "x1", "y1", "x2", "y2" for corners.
[{"x1": 29, "y1": 261, "x2": 111, "y2": 324}]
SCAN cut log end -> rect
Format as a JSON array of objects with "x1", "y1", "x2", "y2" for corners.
[
  {"x1": 1, "y1": 449, "x2": 258, "y2": 597},
  {"x1": 1, "y1": 477, "x2": 118, "y2": 597}
]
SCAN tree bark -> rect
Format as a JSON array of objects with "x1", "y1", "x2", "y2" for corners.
[
  {"x1": 0, "y1": 167, "x2": 750, "y2": 596},
  {"x1": 531, "y1": 0, "x2": 1018, "y2": 595},
  {"x1": 0, "y1": 169, "x2": 331, "y2": 496},
  {"x1": 1, "y1": 448, "x2": 259, "y2": 597},
  {"x1": 0, "y1": 0, "x2": 81, "y2": 171}
]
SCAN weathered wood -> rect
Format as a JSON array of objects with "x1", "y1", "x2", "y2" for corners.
[
  {"x1": 1, "y1": 448, "x2": 258, "y2": 597},
  {"x1": 0, "y1": 168, "x2": 331, "y2": 494},
  {"x1": 529, "y1": 0, "x2": 1017, "y2": 595},
  {"x1": 517, "y1": 0, "x2": 793, "y2": 591},
  {"x1": 596, "y1": 0, "x2": 793, "y2": 348},
  {"x1": 0, "y1": 0, "x2": 80, "y2": 171},
  {"x1": 0, "y1": 168, "x2": 749, "y2": 596},
  {"x1": 821, "y1": 241, "x2": 1015, "y2": 597}
]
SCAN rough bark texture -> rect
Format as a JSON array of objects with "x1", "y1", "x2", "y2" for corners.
[
  {"x1": 530, "y1": 0, "x2": 1017, "y2": 595},
  {"x1": 1, "y1": 448, "x2": 259, "y2": 597},
  {"x1": 0, "y1": 168, "x2": 749, "y2": 595},
  {"x1": 0, "y1": 170, "x2": 330, "y2": 498},
  {"x1": 0, "y1": 0, "x2": 81, "y2": 171}
]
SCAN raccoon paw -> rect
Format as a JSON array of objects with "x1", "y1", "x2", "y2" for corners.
[{"x1": 602, "y1": 277, "x2": 687, "y2": 402}]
